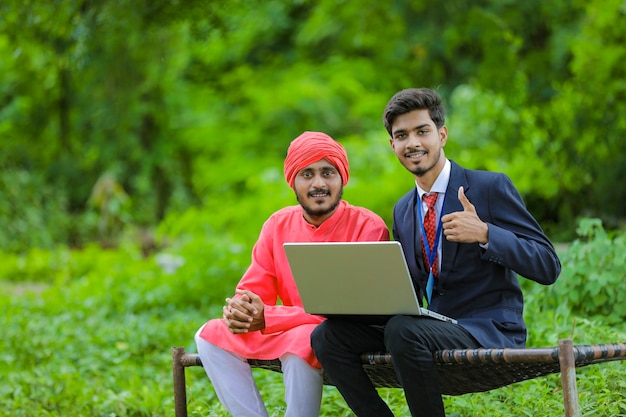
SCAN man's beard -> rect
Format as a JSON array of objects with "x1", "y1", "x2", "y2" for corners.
[
  {"x1": 408, "y1": 149, "x2": 441, "y2": 177},
  {"x1": 297, "y1": 188, "x2": 343, "y2": 219}
]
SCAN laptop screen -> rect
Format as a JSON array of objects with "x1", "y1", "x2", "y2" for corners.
[{"x1": 284, "y1": 241, "x2": 422, "y2": 316}]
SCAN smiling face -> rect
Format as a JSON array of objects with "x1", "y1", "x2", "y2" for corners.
[
  {"x1": 389, "y1": 109, "x2": 448, "y2": 191},
  {"x1": 294, "y1": 159, "x2": 344, "y2": 226}
]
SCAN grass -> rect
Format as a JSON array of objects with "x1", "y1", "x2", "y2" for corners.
[{"x1": 1, "y1": 238, "x2": 625, "y2": 417}]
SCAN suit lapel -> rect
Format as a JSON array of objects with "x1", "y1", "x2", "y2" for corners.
[
  {"x1": 440, "y1": 161, "x2": 467, "y2": 283},
  {"x1": 406, "y1": 188, "x2": 426, "y2": 276}
]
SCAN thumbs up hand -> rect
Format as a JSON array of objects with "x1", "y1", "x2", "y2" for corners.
[{"x1": 441, "y1": 186, "x2": 489, "y2": 244}]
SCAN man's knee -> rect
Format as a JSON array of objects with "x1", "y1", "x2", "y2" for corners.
[
  {"x1": 310, "y1": 321, "x2": 329, "y2": 357},
  {"x1": 384, "y1": 315, "x2": 429, "y2": 353},
  {"x1": 384, "y1": 315, "x2": 414, "y2": 337}
]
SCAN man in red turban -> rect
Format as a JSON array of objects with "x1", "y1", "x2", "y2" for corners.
[{"x1": 195, "y1": 131, "x2": 389, "y2": 417}]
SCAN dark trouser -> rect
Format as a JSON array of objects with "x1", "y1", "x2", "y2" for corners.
[{"x1": 311, "y1": 315, "x2": 480, "y2": 417}]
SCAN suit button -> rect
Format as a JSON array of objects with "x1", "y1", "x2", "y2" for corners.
[{"x1": 438, "y1": 289, "x2": 446, "y2": 296}]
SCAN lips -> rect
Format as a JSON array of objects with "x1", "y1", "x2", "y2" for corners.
[
  {"x1": 309, "y1": 191, "x2": 330, "y2": 198},
  {"x1": 406, "y1": 150, "x2": 427, "y2": 159}
]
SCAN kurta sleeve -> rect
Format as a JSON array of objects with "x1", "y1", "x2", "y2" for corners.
[
  {"x1": 235, "y1": 218, "x2": 281, "y2": 304},
  {"x1": 234, "y1": 216, "x2": 324, "y2": 334}
]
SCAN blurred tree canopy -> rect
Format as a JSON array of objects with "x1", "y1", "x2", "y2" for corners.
[{"x1": 1, "y1": 0, "x2": 625, "y2": 252}]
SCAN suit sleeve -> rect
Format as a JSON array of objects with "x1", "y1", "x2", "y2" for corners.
[{"x1": 480, "y1": 174, "x2": 561, "y2": 284}]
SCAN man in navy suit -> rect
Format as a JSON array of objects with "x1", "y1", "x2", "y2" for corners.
[{"x1": 311, "y1": 87, "x2": 562, "y2": 417}]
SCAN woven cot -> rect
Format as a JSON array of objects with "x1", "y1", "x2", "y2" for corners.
[{"x1": 172, "y1": 339, "x2": 626, "y2": 417}]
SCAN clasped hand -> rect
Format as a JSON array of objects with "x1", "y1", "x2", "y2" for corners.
[
  {"x1": 441, "y1": 186, "x2": 489, "y2": 244},
  {"x1": 223, "y1": 289, "x2": 265, "y2": 334}
]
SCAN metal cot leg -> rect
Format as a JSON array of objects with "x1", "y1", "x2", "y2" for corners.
[
  {"x1": 172, "y1": 347, "x2": 189, "y2": 417},
  {"x1": 558, "y1": 339, "x2": 580, "y2": 417}
]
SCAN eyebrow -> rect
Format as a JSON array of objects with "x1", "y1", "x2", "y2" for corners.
[
  {"x1": 392, "y1": 123, "x2": 432, "y2": 135},
  {"x1": 300, "y1": 165, "x2": 338, "y2": 173}
]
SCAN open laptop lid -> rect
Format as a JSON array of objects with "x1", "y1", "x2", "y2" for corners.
[{"x1": 284, "y1": 241, "x2": 456, "y2": 323}]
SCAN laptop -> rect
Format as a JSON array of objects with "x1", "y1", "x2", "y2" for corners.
[{"x1": 284, "y1": 241, "x2": 457, "y2": 324}]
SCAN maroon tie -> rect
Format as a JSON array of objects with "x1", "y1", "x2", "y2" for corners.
[{"x1": 421, "y1": 192, "x2": 439, "y2": 278}]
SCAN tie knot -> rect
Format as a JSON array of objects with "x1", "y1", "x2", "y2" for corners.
[{"x1": 423, "y1": 192, "x2": 438, "y2": 209}]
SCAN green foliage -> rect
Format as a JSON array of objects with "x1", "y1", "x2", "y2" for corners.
[
  {"x1": 0, "y1": 230, "x2": 250, "y2": 415},
  {"x1": 87, "y1": 172, "x2": 133, "y2": 247},
  {"x1": 0, "y1": 170, "x2": 73, "y2": 252},
  {"x1": 540, "y1": 218, "x2": 626, "y2": 325},
  {"x1": 541, "y1": 0, "x2": 626, "y2": 229},
  {"x1": 1, "y1": 0, "x2": 625, "y2": 250},
  {"x1": 2, "y1": 218, "x2": 626, "y2": 416}
]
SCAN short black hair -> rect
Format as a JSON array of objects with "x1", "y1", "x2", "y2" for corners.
[{"x1": 382, "y1": 88, "x2": 446, "y2": 135}]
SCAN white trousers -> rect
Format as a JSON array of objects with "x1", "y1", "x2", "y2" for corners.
[{"x1": 195, "y1": 328, "x2": 323, "y2": 417}]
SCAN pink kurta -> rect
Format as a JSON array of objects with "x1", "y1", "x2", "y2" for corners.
[{"x1": 199, "y1": 200, "x2": 390, "y2": 368}]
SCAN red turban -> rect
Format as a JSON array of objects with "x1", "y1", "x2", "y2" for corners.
[{"x1": 284, "y1": 131, "x2": 350, "y2": 188}]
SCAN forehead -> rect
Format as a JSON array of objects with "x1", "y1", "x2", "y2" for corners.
[
  {"x1": 298, "y1": 158, "x2": 337, "y2": 172},
  {"x1": 392, "y1": 109, "x2": 436, "y2": 132}
]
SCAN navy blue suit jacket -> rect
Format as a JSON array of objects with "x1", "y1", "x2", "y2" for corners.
[{"x1": 392, "y1": 160, "x2": 561, "y2": 348}]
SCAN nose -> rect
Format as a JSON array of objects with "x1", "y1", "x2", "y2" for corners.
[
  {"x1": 312, "y1": 174, "x2": 327, "y2": 187},
  {"x1": 406, "y1": 132, "x2": 421, "y2": 147}
]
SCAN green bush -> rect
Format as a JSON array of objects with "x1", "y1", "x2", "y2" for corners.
[{"x1": 540, "y1": 218, "x2": 626, "y2": 325}]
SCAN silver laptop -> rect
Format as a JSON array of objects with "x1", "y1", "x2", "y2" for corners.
[{"x1": 284, "y1": 241, "x2": 457, "y2": 324}]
